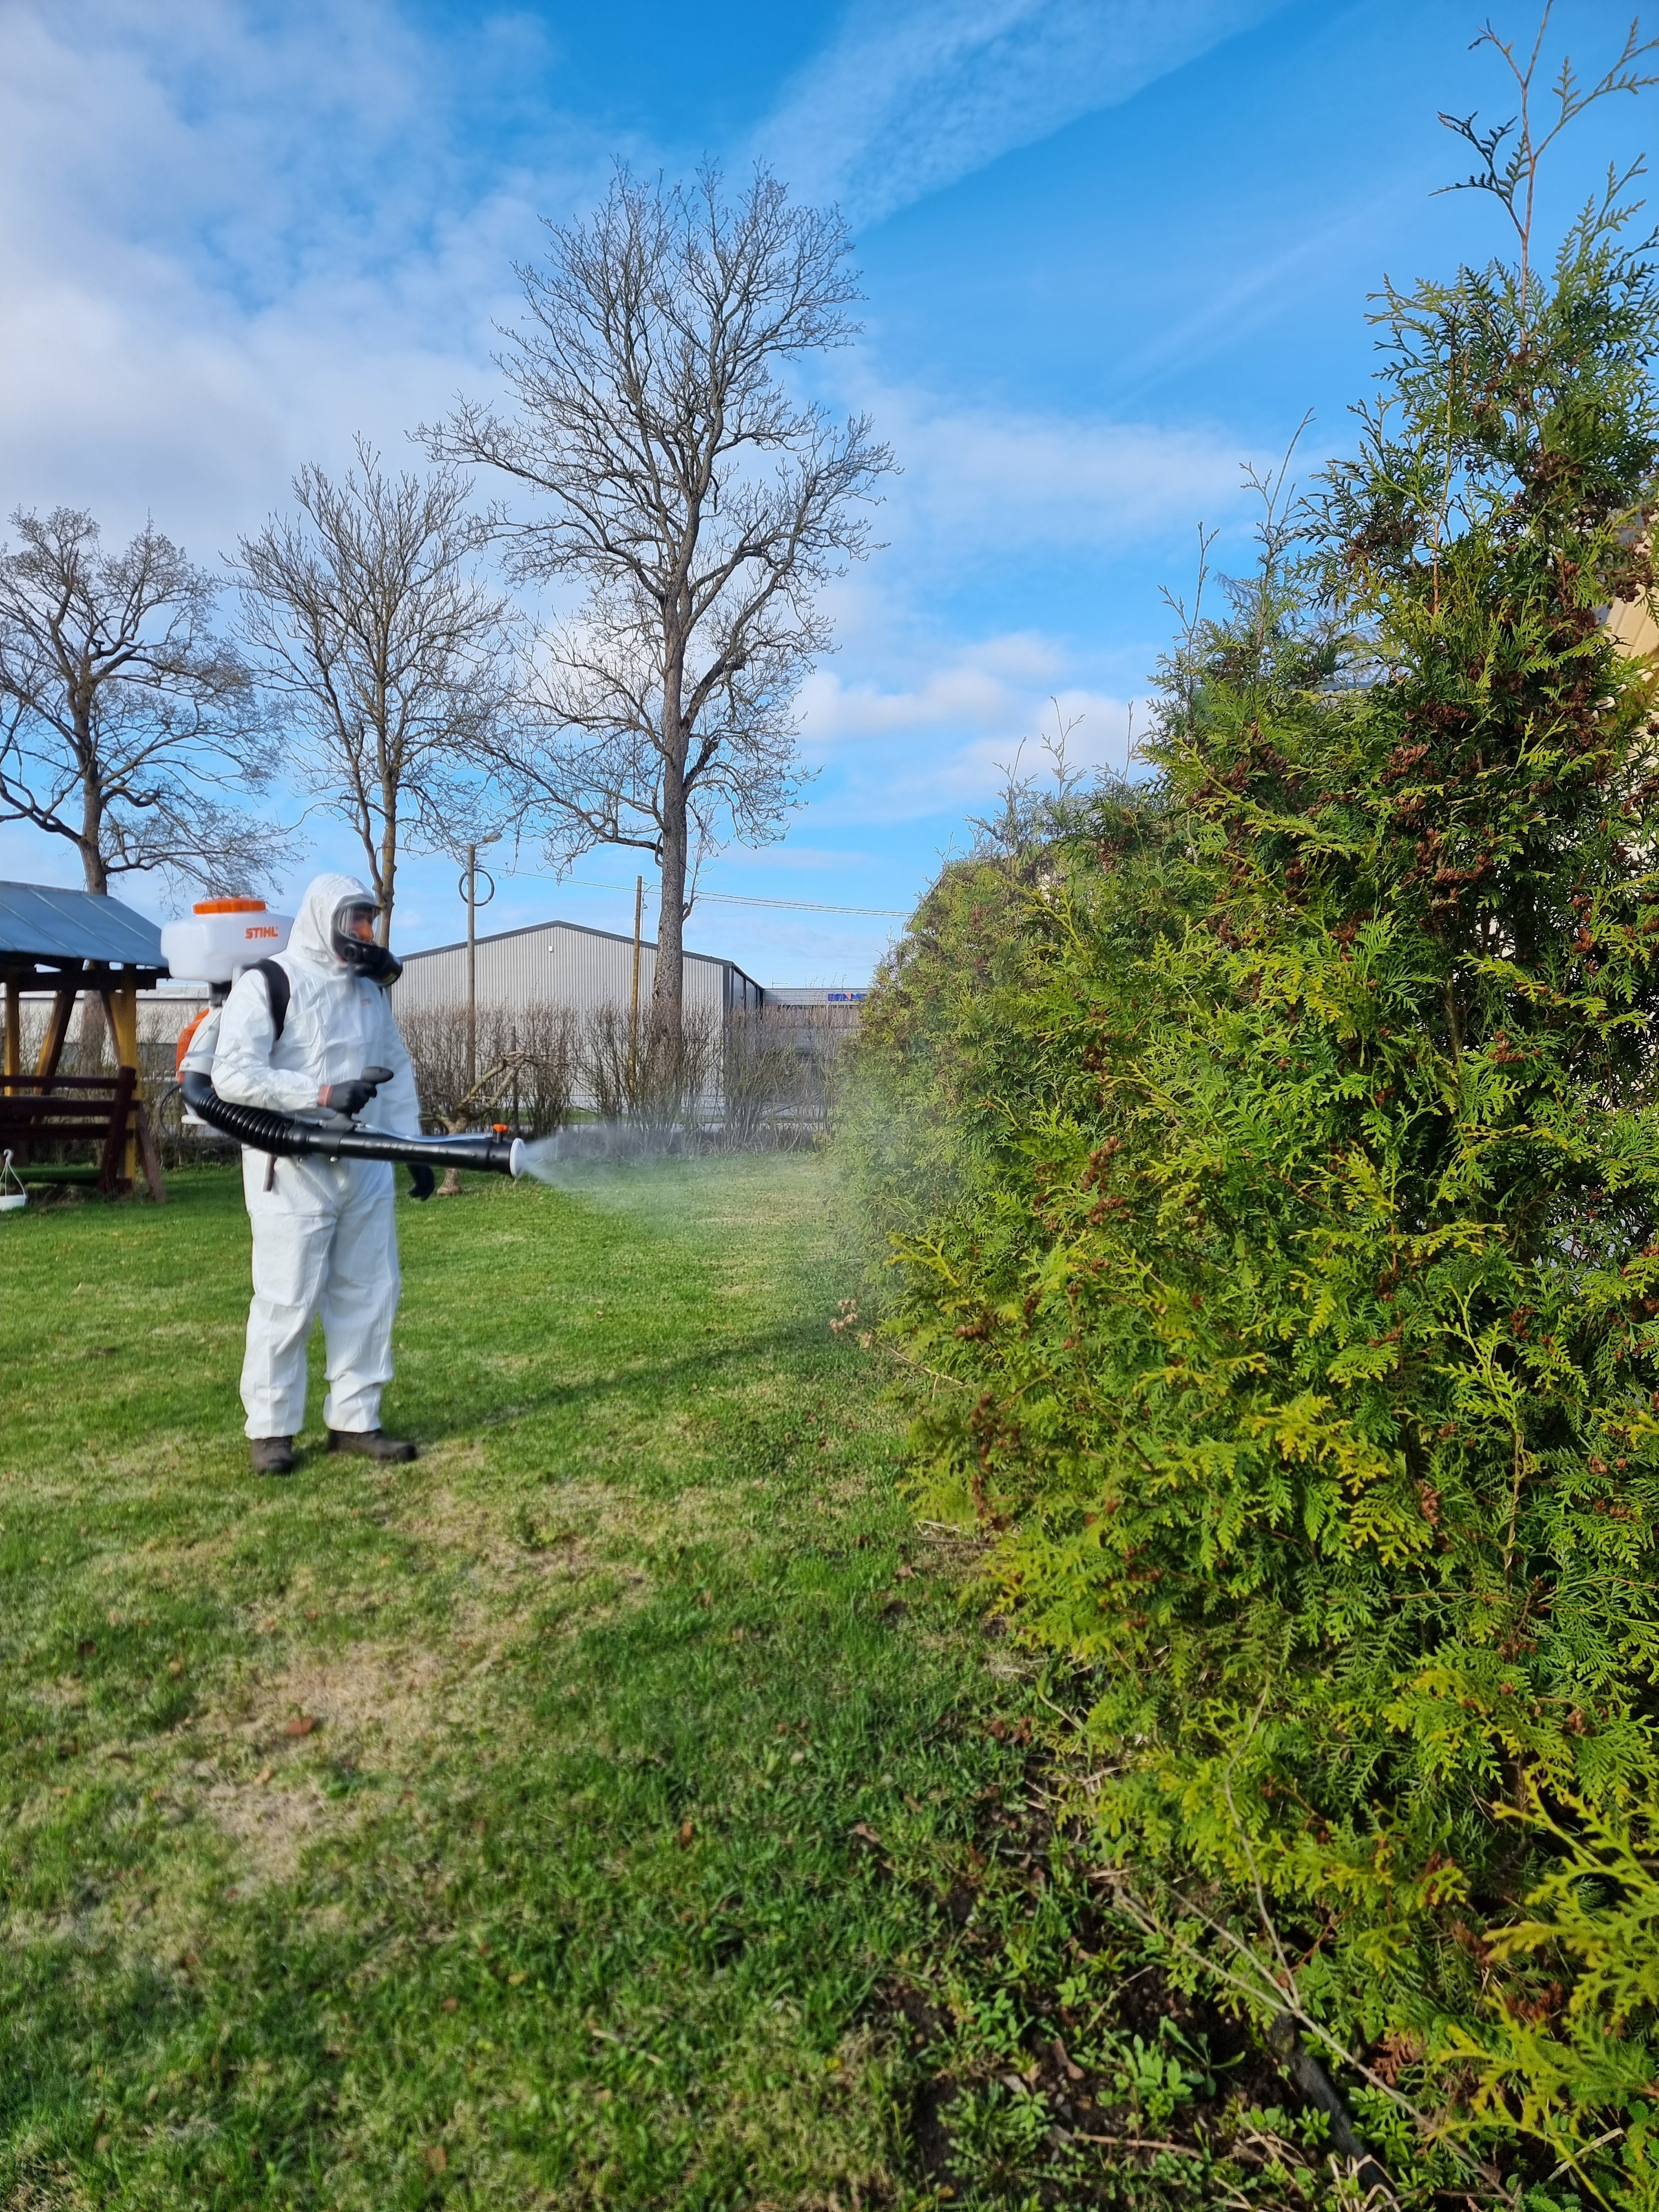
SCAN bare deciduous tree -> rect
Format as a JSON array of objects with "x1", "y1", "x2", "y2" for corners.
[
  {"x1": 427, "y1": 165, "x2": 893, "y2": 1037},
  {"x1": 236, "y1": 442, "x2": 515, "y2": 941},
  {"x1": 0, "y1": 507, "x2": 272, "y2": 895}
]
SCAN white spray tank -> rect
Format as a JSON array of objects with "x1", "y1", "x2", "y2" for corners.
[{"x1": 160, "y1": 898, "x2": 294, "y2": 1128}]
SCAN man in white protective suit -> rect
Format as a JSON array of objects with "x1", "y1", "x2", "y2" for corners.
[{"x1": 212, "y1": 872, "x2": 432, "y2": 1475}]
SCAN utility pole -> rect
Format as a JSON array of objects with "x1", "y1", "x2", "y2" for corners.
[
  {"x1": 458, "y1": 842, "x2": 496, "y2": 1108},
  {"x1": 629, "y1": 872, "x2": 643, "y2": 1104},
  {"x1": 466, "y1": 842, "x2": 478, "y2": 1099}
]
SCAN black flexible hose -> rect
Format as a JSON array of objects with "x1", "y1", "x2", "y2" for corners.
[{"x1": 181, "y1": 1071, "x2": 523, "y2": 1177}]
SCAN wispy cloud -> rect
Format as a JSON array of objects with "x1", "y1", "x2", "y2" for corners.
[
  {"x1": 0, "y1": 2, "x2": 598, "y2": 550},
  {"x1": 864, "y1": 384, "x2": 1269, "y2": 554},
  {"x1": 797, "y1": 633, "x2": 1138, "y2": 824},
  {"x1": 754, "y1": 0, "x2": 1284, "y2": 228}
]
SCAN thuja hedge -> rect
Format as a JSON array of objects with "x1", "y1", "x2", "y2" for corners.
[{"x1": 847, "y1": 209, "x2": 1659, "y2": 2199}]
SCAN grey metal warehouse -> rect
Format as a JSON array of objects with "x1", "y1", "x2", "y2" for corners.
[{"x1": 389, "y1": 916, "x2": 766, "y2": 1026}]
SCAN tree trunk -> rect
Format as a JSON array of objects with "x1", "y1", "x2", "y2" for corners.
[
  {"x1": 375, "y1": 784, "x2": 397, "y2": 944},
  {"x1": 80, "y1": 768, "x2": 108, "y2": 895},
  {"x1": 653, "y1": 781, "x2": 687, "y2": 1040},
  {"x1": 651, "y1": 657, "x2": 688, "y2": 1040},
  {"x1": 377, "y1": 831, "x2": 397, "y2": 944}
]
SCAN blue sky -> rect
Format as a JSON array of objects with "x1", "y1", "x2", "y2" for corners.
[{"x1": 1, "y1": 0, "x2": 1648, "y2": 982}]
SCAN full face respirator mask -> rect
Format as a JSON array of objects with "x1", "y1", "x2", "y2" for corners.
[{"x1": 332, "y1": 898, "x2": 402, "y2": 987}]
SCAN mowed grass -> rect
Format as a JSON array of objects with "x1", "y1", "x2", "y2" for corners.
[{"x1": 1, "y1": 1159, "x2": 1040, "y2": 2211}]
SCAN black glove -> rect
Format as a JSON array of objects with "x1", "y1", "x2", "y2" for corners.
[
  {"x1": 408, "y1": 1162, "x2": 435, "y2": 1202},
  {"x1": 319, "y1": 1074, "x2": 382, "y2": 1116}
]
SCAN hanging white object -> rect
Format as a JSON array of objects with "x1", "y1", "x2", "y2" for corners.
[
  {"x1": 159, "y1": 898, "x2": 293, "y2": 987},
  {"x1": 0, "y1": 1149, "x2": 25, "y2": 1212}
]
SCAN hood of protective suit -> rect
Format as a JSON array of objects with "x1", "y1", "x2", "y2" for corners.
[{"x1": 288, "y1": 872, "x2": 378, "y2": 972}]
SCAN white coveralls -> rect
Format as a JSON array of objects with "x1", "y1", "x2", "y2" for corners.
[{"x1": 212, "y1": 872, "x2": 421, "y2": 1441}]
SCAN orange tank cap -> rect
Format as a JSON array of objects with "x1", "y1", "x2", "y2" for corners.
[{"x1": 192, "y1": 898, "x2": 268, "y2": 915}]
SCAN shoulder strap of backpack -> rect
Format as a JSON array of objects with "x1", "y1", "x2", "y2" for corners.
[{"x1": 253, "y1": 958, "x2": 291, "y2": 1043}]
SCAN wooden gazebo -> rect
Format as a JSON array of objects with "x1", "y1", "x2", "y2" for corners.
[{"x1": 1, "y1": 881, "x2": 168, "y2": 1200}]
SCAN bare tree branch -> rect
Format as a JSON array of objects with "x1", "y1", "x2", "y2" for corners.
[
  {"x1": 426, "y1": 163, "x2": 894, "y2": 1035},
  {"x1": 235, "y1": 442, "x2": 518, "y2": 940},
  {"x1": 0, "y1": 507, "x2": 275, "y2": 895}
]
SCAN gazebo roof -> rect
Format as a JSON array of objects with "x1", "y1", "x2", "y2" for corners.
[{"x1": 0, "y1": 880, "x2": 167, "y2": 986}]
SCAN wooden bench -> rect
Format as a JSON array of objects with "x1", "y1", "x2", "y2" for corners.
[{"x1": 0, "y1": 1070, "x2": 165, "y2": 1199}]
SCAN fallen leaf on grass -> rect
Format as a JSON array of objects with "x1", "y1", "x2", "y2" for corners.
[
  {"x1": 283, "y1": 1714, "x2": 319, "y2": 1738},
  {"x1": 895, "y1": 1564, "x2": 916, "y2": 1580},
  {"x1": 166, "y1": 1658, "x2": 185, "y2": 1677},
  {"x1": 77, "y1": 1639, "x2": 97, "y2": 1658},
  {"x1": 508, "y1": 1971, "x2": 526, "y2": 1985},
  {"x1": 677, "y1": 1819, "x2": 695, "y2": 1846},
  {"x1": 426, "y1": 2144, "x2": 448, "y2": 2173},
  {"x1": 95, "y1": 2135, "x2": 111, "y2": 2153},
  {"x1": 441, "y1": 1997, "x2": 458, "y2": 2013},
  {"x1": 253, "y1": 1765, "x2": 273, "y2": 1785}
]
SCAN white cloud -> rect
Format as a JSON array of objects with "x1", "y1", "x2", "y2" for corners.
[
  {"x1": 798, "y1": 634, "x2": 1141, "y2": 823},
  {"x1": 861, "y1": 384, "x2": 1267, "y2": 555},
  {"x1": 0, "y1": 1, "x2": 599, "y2": 552},
  {"x1": 754, "y1": 0, "x2": 1284, "y2": 228},
  {"x1": 0, "y1": 0, "x2": 1240, "y2": 930}
]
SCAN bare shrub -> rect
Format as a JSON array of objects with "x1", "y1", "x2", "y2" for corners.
[
  {"x1": 578, "y1": 1004, "x2": 635, "y2": 1122},
  {"x1": 400, "y1": 1001, "x2": 577, "y2": 1135},
  {"x1": 578, "y1": 1005, "x2": 718, "y2": 1136},
  {"x1": 721, "y1": 1004, "x2": 854, "y2": 1149},
  {"x1": 397, "y1": 995, "x2": 855, "y2": 1152}
]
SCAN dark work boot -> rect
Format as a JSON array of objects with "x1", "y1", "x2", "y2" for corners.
[
  {"x1": 326, "y1": 1428, "x2": 418, "y2": 1463},
  {"x1": 251, "y1": 1435, "x2": 297, "y2": 1476}
]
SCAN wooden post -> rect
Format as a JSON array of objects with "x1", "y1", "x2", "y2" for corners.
[
  {"x1": 35, "y1": 987, "x2": 77, "y2": 1081},
  {"x1": 3, "y1": 975, "x2": 18, "y2": 1091},
  {"x1": 98, "y1": 1065, "x2": 137, "y2": 1197},
  {"x1": 630, "y1": 873, "x2": 643, "y2": 1103},
  {"x1": 96, "y1": 977, "x2": 165, "y2": 1202},
  {"x1": 101, "y1": 980, "x2": 139, "y2": 1187}
]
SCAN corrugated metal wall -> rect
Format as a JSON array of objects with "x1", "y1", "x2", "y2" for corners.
[{"x1": 390, "y1": 919, "x2": 764, "y2": 1025}]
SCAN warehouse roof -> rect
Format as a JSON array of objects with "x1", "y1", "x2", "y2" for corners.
[
  {"x1": 0, "y1": 880, "x2": 167, "y2": 984},
  {"x1": 401, "y1": 912, "x2": 754, "y2": 977}
]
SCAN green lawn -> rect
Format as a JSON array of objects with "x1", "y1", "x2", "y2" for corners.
[
  {"x1": 1, "y1": 1160, "x2": 1034, "y2": 2209},
  {"x1": 2, "y1": 1160, "x2": 1355, "y2": 2212}
]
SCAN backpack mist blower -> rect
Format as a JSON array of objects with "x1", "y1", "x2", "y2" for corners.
[
  {"x1": 179, "y1": 1062, "x2": 525, "y2": 1179},
  {"x1": 163, "y1": 900, "x2": 525, "y2": 1181}
]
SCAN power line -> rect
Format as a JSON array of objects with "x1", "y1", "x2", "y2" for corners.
[{"x1": 562, "y1": 879, "x2": 907, "y2": 917}]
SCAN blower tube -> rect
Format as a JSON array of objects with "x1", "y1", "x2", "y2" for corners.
[{"x1": 181, "y1": 1070, "x2": 525, "y2": 1178}]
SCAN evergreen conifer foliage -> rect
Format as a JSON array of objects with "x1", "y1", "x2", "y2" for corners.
[{"x1": 851, "y1": 129, "x2": 1659, "y2": 2204}]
